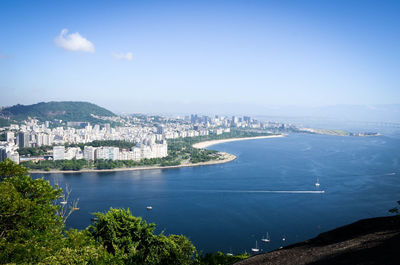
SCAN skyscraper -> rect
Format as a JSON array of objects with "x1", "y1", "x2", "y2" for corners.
[{"x1": 17, "y1": 132, "x2": 30, "y2": 148}]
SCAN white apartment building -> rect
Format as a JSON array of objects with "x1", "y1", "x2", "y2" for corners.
[
  {"x1": 53, "y1": 146, "x2": 65, "y2": 160},
  {"x1": 84, "y1": 146, "x2": 96, "y2": 160},
  {"x1": 95, "y1": 147, "x2": 119, "y2": 160},
  {"x1": 64, "y1": 147, "x2": 83, "y2": 160},
  {"x1": 0, "y1": 144, "x2": 20, "y2": 164}
]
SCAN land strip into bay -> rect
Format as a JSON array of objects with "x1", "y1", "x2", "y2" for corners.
[{"x1": 29, "y1": 134, "x2": 283, "y2": 174}]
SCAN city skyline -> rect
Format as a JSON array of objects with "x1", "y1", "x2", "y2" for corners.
[{"x1": 1, "y1": 0, "x2": 400, "y2": 114}]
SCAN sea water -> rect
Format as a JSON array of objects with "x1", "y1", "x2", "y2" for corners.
[{"x1": 33, "y1": 133, "x2": 400, "y2": 253}]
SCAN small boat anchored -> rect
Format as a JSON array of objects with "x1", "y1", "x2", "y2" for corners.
[
  {"x1": 146, "y1": 206, "x2": 153, "y2": 210},
  {"x1": 251, "y1": 241, "x2": 260, "y2": 252},
  {"x1": 261, "y1": 232, "x2": 270, "y2": 243},
  {"x1": 226, "y1": 248, "x2": 233, "y2": 256},
  {"x1": 315, "y1": 177, "x2": 320, "y2": 187}
]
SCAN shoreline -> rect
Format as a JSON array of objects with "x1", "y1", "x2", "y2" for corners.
[
  {"x1": 192, "y1": 134, "x2": 284, "y2": 149},
  {"x1": 29, "y1": 134, "x2": 284, "y2": 174},
  {"x1": 29, "y1": 152, "x2": 237, "y2": 174}
]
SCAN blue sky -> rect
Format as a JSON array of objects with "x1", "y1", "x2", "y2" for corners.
[{"x1": 0, "y1": 0, "x2": 399, "y2": 114}]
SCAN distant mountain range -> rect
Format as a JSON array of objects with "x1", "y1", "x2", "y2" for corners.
[{"x1": 0, "y1": 101, "x2": 116, "y2": 124}]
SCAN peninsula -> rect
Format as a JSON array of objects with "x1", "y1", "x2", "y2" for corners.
[{"x1": 28, "y1": 134, "x2": 286, "y2": 174}]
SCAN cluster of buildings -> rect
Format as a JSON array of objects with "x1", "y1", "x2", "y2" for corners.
[
  {"x1": 0, "y1": 113, "x2": 291, "y2": 164},
  {"x1": 53, "y1": 141, "x2": 167, "y2": 161}
]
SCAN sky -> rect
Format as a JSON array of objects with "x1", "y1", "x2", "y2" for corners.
[{"x1": 0, "y1": 0, "x2": 399, "y2": 114}]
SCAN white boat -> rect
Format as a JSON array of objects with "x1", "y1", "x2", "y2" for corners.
[
  {"x1": 315, "y1": 177, "x2": 320, "y2": 187},
  {"x1": 251, "y1": 241, "x2": 260, "y2": 252},
  {"x1": 146, "y1": 206, "x2": 153, "y2": 210},
  {"x1": 60, "y1": 201, "x2": 67, "y2": 205},
  {"x1": 261, "y1": 232, "x2": 270, "y2": 243},
  {"x1": 282, "y1": 236, "x2": 286, "y2": 242},
  {"x1": 226, "y1": 248, "x2": 233, "y2": 256}
]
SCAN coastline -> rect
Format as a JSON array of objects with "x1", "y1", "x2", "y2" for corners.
[
  {"x1": 192, "y1": 134, "x2": 284, "y2": 149},
  {"x1": 29, "y1": 152, "x2": 236, "y2": 174},
  {"x1": 29, "y1": 134, "x2": 284, "y2": 174}
]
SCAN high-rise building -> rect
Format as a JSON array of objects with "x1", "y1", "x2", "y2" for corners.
[
  {"x1": 6, "y1": 132, "x2": 14, "y2": 143},
  {"x1": 0, "y1": 147, "x2": 6, "y2": 161},
  {"x1": 53, "y1": 146, "x2": 65, "y2": 160},
  {"x1": 95, "y1": 147, "x2": 119, "y2": 160},
  {"x1": 84, "y1": 146, "x2": 96, "y2": 160},
  {"x1": 17, "y1": 132, "x2": 30, "y2": 148}
]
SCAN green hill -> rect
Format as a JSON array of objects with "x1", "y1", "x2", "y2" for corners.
[{"x1": 0, "y1": 101, "x2": 116, "y2": 123}]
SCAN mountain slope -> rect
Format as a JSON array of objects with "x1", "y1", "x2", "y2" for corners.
[
  {"x1": 235, "y1": 215, "x2": 400, "y2": 265},
  {"x1": 0, "y1": 101, "x2": 116, "y2": 122}
]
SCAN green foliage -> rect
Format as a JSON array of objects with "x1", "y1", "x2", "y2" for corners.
[
  {"x1": 38, "y1": 230, "x2": 121, "y2": 265},
  {"x1": 0, "y1": 101, "x2": 115, "y2": 123},
  {"x1": 0, "y1": 118, "x2": 12, "y2": 127},
  {"x1": 0, "y1": 160, "x2": 64, "y2": 263},
  {"x1": 0, "y1": 158, "x2": 29, "y2": 180},
  {"x1": 21, "y1": 159, "x2": 89, "y2": 171},
  {"x1": 17, "y1": 145, "x2": 51, "y2": 156},
  {"x1": 66, "y1": 140, "x2": 136, "y2": 150},
  {"x1": 89, "y1": 208, "x2": 197, "y2": 264},
  {"x1": 198, "y1": 251, "x2": 250, "y2": 265}
]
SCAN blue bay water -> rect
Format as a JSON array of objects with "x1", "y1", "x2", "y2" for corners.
[{"x1": 32, "y1": 133, "x2": 400, "y2": 253}]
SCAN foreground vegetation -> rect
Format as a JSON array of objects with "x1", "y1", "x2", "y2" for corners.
[
  {"x1": 0, "y1": 159, "x2": 250, "y2": 264},
  {"x1": 20, "y1": 130, "x2": 275, "y2": 171}
]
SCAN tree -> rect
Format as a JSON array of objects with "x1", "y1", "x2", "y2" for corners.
[
  {"x1": 89, "y1": 208, "x2": 197, "y2": 265},
  {"x1": 0, "y1": 158, "x2": 29, "y2": 180},
  {"x1": 0, "y1": 159, "x2": 113, "y2": 264},
  {"x1": 0, "y1": 160, "x2": 64, "y2": 263}
]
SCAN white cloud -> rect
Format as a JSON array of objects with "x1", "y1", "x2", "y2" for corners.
[
  {"x1": 111, "y1": 51, "x2": 133, "y2": 61},
  {"x1": 54, "y1": 29, "x2": 95, "y2": 53}
]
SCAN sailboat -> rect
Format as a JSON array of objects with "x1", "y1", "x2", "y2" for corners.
[
  {"x1": 261, "y1": 232, "x2": 270, "y2": 243},
  {"x1": 251, "y1": 241, "x2": 260, "y2": 252},
  {"x1": 315, "y1": 177, "x2": 320, "y2": 187}
]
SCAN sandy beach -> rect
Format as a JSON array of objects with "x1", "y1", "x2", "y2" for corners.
[
  {"x1": 192, "y1": 134, "x2": 284, "y2": 149},
  {"x1": 29, "y1": 135, "x2": 283, "y2": 174}
]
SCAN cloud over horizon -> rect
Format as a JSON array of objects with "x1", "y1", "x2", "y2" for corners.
[
  {"x1": 111, "y1": 51, "x2": 133, "y2": 61},
  {"x1": 54, "y1": 29, "x2": 95, "y2": 53}
]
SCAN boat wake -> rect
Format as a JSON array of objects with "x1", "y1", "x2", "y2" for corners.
[{"x1": 189, "y1": 190, "x2": 325, "y2": 194}]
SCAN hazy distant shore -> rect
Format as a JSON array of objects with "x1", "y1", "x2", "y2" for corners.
[
  {"x1": 192, "y1": 134, "x2": 284, "y2": 149},
  {"x1": 29, "y1": 135, "x2": 284, "y2": 174}
]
